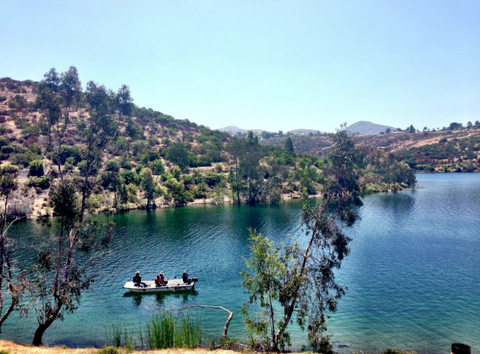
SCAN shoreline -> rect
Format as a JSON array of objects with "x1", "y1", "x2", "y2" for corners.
[{"x1": 0, "y1": 340, "x2": 239, "y2": 354}]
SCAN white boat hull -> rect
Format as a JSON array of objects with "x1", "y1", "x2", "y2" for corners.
[{"x1": 123, "y1": 279, "x2": 195, "y2": 293}]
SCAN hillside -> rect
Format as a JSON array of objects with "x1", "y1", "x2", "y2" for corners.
[
  {"x1": 0, "y1": 70, "x2": 416, "y2": 220},
  {"x1": 260, "y1": 128, "x2": 480, "y2": 172},
  {"x1": 346, "y1": 120, "x2": 396, "y2": 135},
  {"x1": 217, "y1": 126, "x2": 269, "y2": 135}
]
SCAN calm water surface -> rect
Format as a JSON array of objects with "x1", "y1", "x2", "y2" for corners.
[{"x1": 4, "y1": 173, "x2": 480, "y2": 353}]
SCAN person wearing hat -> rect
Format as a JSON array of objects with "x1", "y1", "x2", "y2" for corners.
[
  {"x1": 182, "y1": 270, "x2": 191, "y2": 284},
  {"x1": 133, "y1": 271, "x2": 146, "y2": 287},
  {"x1": 154, "y1": 273, "x2": 164, "y2": 287},
  {"x1": 159, "y1": 272, "x2": 168, "y2": 286}
]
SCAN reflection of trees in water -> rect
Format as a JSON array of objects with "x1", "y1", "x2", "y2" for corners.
[
  {"x1": 374, "y1": 191, "x2": 416, "y2": 220},
  {"x1": 123, "y1": 290, "x2": 199, "y2": 307}
]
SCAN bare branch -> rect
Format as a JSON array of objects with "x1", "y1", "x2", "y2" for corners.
[{"x1": 173, "y1": 304, "x2": 233, "y2": 340}]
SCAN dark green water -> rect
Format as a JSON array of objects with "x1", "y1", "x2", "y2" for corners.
[{"x1": 3, "y1": 173, "x2": 480, "y2": 353}]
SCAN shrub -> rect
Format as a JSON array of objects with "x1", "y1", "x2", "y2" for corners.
[
  {"x1": 21, "y1": 123, "x2": 39, "y2": 138},
  {"x1": 141, "y1": 150, "x2": 160, "y2": 164},
  {"x1": 105, "y1": 160, "x2": 120, "y2": 173},
  {"x1": 0, "y1": 137, "x2": 10, "y2": 148},
  {"x1": 0, "y1": 95, "x2": 6, "y2": 102},
  {"x1": 7, "y1": 101, "x2": 19, "y2": 109},
  {"x1": 1, "y1": 164, "x2": 18, "y2": 176},
  {"x1": 75, "y1": 120, "x2": 87, "y2": 132},
  {"x1": 29, "y1": 159, "x2": 44, "y2": 177},
  {"x1": 121, "y1": 170, "x2": 140, "y2": 185},
  {"x1": 25, "y1": 176, "x2": 50, "y2": 189},
  {"x1": 1, "y1": 145, "x2": 13, "y2": 154},
  {"x1": 204, "y1": 171, "x2": 223, "y2": 187},
  {"x1": 120, "y1": 159, "x2": 133, "y2": 170},
  {"x1": 151, "y1": 160, "x2": 164, "y2": 175},
  {"x1": 148, "y1": 136, "x2": 158, "y2": 146},
  {"x1": 97, "y1": 346, "x2": 120, "y2": 354}
]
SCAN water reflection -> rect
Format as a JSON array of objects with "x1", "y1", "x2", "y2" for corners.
[{"x1": 123, "y1": 290, "x2": 199, "y2": 307}]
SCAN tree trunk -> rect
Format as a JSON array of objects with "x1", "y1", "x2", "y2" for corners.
[{"x1": 33, "y1": 323, "x2": 50, "y2": 346}]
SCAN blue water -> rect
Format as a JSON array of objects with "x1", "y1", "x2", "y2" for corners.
[{"x1": 3, "y1": 173, "x2": 480, "y2": 353}]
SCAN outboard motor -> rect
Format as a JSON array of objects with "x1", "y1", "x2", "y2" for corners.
[{"x1": 191, "y1": 277, "x2": 199, "y2": 283}]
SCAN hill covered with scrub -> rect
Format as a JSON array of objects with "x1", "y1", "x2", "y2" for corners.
[
  {"x1": 0, "y1": 68, "x2": 416, "y2": 220},
  {"x1": 260, "y1": 123, "x2": 480, "y2": 173}
]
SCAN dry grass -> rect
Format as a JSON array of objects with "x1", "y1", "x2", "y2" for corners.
[{"x1": 0, "y1": 340, "x2": 239, "y2": 354}]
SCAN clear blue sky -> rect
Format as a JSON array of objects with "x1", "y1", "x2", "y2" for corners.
[{"x1": 1, "y1": 1, "x2": 479, "y2": 133}]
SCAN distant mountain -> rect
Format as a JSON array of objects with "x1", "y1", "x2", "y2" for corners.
[
  {"x1": 346, "y1": 121, "x2": 395, "y2": 135},
  {"x1": 287, "y1": 129, "x2": 322, "y2": 135},
  {"x1": 217, "y1": 126, "x2": 270, "y2": 135}
]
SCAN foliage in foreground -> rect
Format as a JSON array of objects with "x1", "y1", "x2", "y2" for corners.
[
  {"x1": 104, "y1": 310, "x2": 202, "y2": 350},
  {"x1": 241, "y1": 127, "x2": 362, "y2": 352}
]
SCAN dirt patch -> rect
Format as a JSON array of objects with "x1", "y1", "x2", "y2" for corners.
[{"x1": 0, "y1": 340, "x2": 238, "y2": 354}]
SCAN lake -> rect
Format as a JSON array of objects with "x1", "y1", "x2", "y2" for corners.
[{"x1": 4, "y1": 173, "x2": 480, "y2": 353}]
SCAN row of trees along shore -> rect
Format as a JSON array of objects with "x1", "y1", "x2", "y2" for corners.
[{"x1": 0, "y1": 67, "x2": 415, "y2": 348}]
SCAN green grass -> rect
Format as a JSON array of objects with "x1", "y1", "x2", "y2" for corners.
[
  {"x1": 104, "y1": 310, "x2": 202, "y2": 350},
  {"x1": 146, "y1": 310, "x2": 202, "y2": 349},
  {"x1": 104, "y1": 323, "x2": 135, "y2": 350}
]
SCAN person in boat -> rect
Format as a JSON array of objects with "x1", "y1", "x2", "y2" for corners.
[
  {"x1": 182, "y1": 270, "x2": 192, "y2": 284},
  {"x1": 133, "y1": 271, "x2": 146, "y2": 287},
  {"x1": 155, "y1": 273, "x2": 166, "y2": 287},
  {"x1": 158, "y1": 272, "x2": 168, "y2": 286}
]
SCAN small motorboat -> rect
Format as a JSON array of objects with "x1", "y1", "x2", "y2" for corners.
[{"x1": 123, "y1": 277, "x2": 198, "y2": 293}]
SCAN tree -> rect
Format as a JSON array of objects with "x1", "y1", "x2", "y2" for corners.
[
  {"x1": 449, "y1": 122, "x2": 462, "y2": 130},
  {"x1": 227, "y1": 137, "x2": 245, "y2": 204},
  {"x1": 28, "y1": 181, "x2": 114, "y2": 346},
  {"x1": 166, "y1": 142, "x2": 190, "y2": 171},
  {"x1": 467, "y1": 121, "x2": 473, "y2": 129},
  {"x1": 26, "y1": 68, "x2": 119, "y2": 346},
  {"x1": 284, "y1": 137, "x2": 294, "y2": 153},
  {"x1": 239, "y1": 132, "x2": 263, "y2": 204},
  {"x1": 408, "y1": 125, "x2": 416, "y2": 133},
  {"x1": 140, "y1": 168, "x2": 161, "y2": 210},
  {"x1": 385, "y1": 128, "x2": 391, "y2": 134},
  {"x1": 241, "y1": 229, "x2": 289, "y2": 350},
  {"x1": 242, "y1": 127, "x2": 363, "y2": 352},
  {"x1": 0, "y1": 171, "x2": 26, "y2": 333},
  {"x1": 35, "y1": 67, "x2": 82, "y2": 180}
]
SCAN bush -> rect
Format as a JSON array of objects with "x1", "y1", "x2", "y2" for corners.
[
  {"x1": 0, "y1": 95, "x2": 6, "y2": 102},
  {"x1": 141, "y1": 150, "x2": 161, "y2": 164},
  {"x1": 121, "y1": 159, "x2": 133, "y2": 170},
  {"x1": 1, "y1": 164, "x2": 18, "y2": 176},
  {"x1": 151, "y1": 160, "x2": 165, "y2": 175},
  {"x1": 105, "y1": 160, "x2": 120, "y2": 173},
  {"x1": 121, "y1": 170, "x2": 140, "y2": 185},
  {"x1": 29, "y1": 159, "x2": 44, "y2": 177},
  {"x1": 204, "y1": 171, "x2": 223, "y2": 187},
  {"x1": 97, "y1": 346, "x2": 120, "y2": 354},
  {"x1": 25, "y1": 176, "x2": 50, "y2": 189},
  {"x1": 1, "y1": 145, "x2": 13, "y2": 154},
  {"x1": 7, "y1": 101, "x2": 18, "y2": 109},
  {"x1": 0, "y1": 137, "x2": 10, "y2": 148},
  {"x1": 75, "y1": 120, "x2": 87, "y2": 132}
]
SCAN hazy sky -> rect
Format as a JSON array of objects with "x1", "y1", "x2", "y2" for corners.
[{"x1": 1, "y1": 1, "x2": 479, "y2": 133}]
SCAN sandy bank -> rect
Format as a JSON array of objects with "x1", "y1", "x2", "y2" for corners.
[{"x1": 0, "y1": 340, "x2": 238, "y2": 354}]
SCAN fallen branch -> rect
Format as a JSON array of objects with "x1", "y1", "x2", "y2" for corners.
[{"x1": 173, "y1": 305, "x2": 233, "y2": 340}]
